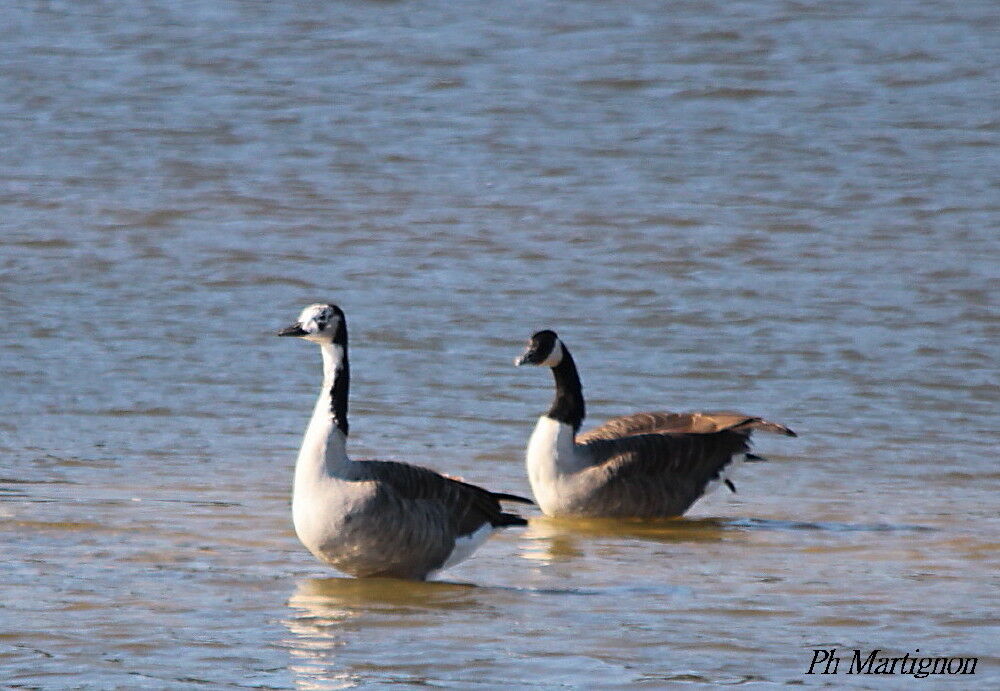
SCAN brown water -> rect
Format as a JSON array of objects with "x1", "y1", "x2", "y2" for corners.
[{"x1": 2, "y1": 1, "x2": 998, "y2": 688}]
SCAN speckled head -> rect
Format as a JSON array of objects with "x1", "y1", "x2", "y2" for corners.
[{"x1": 278, "y1": 303, "x2": 347, "y2": 345}]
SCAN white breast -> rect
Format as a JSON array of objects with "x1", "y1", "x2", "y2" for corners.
[{"x1": 525, "y1": 416, "x2": 580, "y2": 515}]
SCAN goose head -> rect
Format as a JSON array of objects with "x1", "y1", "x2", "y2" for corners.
[
  {"x1": 515, "y1": 329, "x2": 564, "y2": 368},
  {"x1": 278, "y1": 303, "x2": 346, "y2": 345}
]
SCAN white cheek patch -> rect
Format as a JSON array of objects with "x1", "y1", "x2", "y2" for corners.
[
  {"x1": 301, "y1": 320, "x2": 324, "y2": 341},
  {"x1": 540, "y1": 339, "x2": 564, "y2": 367}
]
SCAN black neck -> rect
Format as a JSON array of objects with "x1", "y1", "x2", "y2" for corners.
[
  {"x1": 330, "y1": 320, "x2": 349, "y2": 437},
  {"x1": 547, "y1": 348, "x2": 585, "y2": 432}
]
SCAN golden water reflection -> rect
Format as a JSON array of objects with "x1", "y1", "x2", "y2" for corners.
[{"x1": 520, "y1": 516, "x2": 733, "y2": 564}]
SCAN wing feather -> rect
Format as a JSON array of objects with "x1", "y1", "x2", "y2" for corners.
[
  {"x1": 571, "y1": 430, "x2": 752, "y2": 517},
  {"x1": 578, "y1": 411, "x2": 795, "y2": 442},
  {"x1": 360, "y1": 460, "x2": 527, "y2": 535}
]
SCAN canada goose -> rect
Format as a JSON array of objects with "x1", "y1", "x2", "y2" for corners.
[
  {"x1": 278, "y1": 303, "x2": 530, "y2": 580},
  {"x1": 515, "y1": 330, "x2": 796, "y2": 518}
]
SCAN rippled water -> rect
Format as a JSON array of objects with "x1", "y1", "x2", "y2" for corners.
[{"x1": 2, "y1": 0, "x2": 998, "y2": 688}]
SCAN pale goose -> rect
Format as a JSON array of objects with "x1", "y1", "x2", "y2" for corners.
[
  {"x1": 515, "y1": 330, "x2": 796, "y2": 518},
  {"x1": 279, "y1": 303, "x2": 530, "y2": 580}
]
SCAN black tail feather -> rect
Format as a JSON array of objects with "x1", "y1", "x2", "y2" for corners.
[
  {"x1": 744, "y1": 453, "x2": 768, "y2": 462},
  {"x1": 494, "y1": 512, "x2": 529, "y2": 528},
  {"x1": 491, "y1": 491, "x2": 535, "y2": 505}
]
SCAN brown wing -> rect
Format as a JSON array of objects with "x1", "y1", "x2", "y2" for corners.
[
  {"x1": 360, "y1": 460, "x2": 528, "y2": 535},
  {"x1": 572, "y1": 430, "x2": 752, "y2": 517},
  {"x1": 578, "y1": 411, "x2": 795, "y2": 443}
]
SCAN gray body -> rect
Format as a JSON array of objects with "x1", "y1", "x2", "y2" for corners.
[
  {"x1": 526, "y1": 411, "x2": 793, "y2": 518},
  {"x1": 517, "y1": 332, "x2": 796, "y2": 518},
  {"x1": 294, "y1": 457, "x2": 518, "y2": 579},
  {"x1": 283, "y1": 304, "x2": 528, "y2": 580}
]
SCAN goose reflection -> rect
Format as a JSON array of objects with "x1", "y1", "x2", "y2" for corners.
[
  {"x1": 520, "y1": 516, "x2": 733, "y2": 565},
  {"x1": 519, "y1": 515, "x2": 934, "y2": 566},
  {"x1": 288, "y1": 576, "x2": 480, "y2": 615},
  {"x1": 283, "y1": 577, "x2": 483, "y2": 690}
]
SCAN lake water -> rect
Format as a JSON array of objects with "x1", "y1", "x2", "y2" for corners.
[{"x1": 1, "y1": 0, "x2": 997, "y2": 688}]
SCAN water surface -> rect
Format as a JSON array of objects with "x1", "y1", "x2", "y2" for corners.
[{"x1": 1, "y1": 0, "x2": 998, "y2": 687}]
